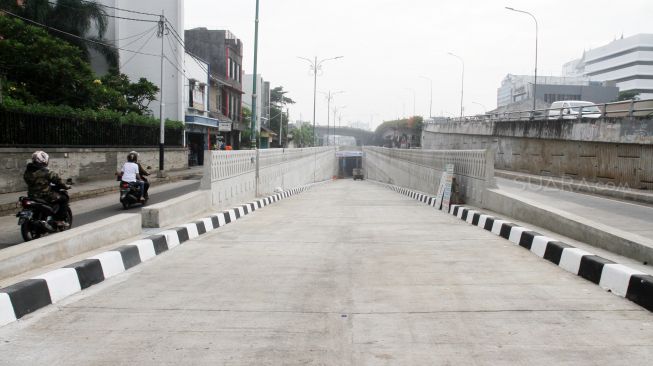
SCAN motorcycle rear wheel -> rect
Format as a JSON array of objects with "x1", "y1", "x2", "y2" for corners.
[{"x1": 20, "y1": 222, "x2": 42, "y2": 242}]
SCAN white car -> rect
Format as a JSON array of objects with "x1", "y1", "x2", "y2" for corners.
[{"x1": 548, "y1": 101, "x2": 602, "y2": 119}]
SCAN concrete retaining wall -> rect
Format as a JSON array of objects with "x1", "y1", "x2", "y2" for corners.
[
  {"x1": 201, "y1": 148, "x2": 336, "y2": 211},
  {"x1": 0, "y1": 213, "x2": 141, "y2": 280},
  {"x1": 422, "y1": 118, "x2": 653, "y2": 189},
  {"x1": 363, "y1": 147, "x2": 494, "y2": 206},
  {"x1": 0, "y1": 147, "x2": 188, "y2": 194}
]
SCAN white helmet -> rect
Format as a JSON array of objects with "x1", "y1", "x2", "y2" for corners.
[{"x1": 32, "y1": 151, "x2": 49, "y2": 166}]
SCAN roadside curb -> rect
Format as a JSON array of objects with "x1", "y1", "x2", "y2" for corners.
[
  {"x1": 372, "y1": 180, "x2": 653, "y2": 312},
  {"x1": 0, "y1": 181, "x2": 325, "y2": 327}
]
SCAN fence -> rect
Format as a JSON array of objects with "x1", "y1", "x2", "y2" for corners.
[
  {"x1": 0, "y1": 110, "x2": 183, "y2": 147},
  {"x1": 363, "y1": 147, "x2": 494, "y2": 205},
  {"x1": 201, "y1": 147, "x2": 336, "y2": 209}
]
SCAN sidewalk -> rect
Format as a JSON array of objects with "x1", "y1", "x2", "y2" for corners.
[{"x1": 0, "y1": 166, "x2": 204, "y2": 216}]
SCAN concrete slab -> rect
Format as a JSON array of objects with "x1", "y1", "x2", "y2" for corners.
[{"x1": 0, "y1": 180, "x2": 652, "y2": 365}]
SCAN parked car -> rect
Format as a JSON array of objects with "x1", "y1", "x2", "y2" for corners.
[{"x1": 548, "y1": 101, "x2": 602, "y2": 119}]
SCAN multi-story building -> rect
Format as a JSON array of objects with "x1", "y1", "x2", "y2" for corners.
[
  {"x1": 185, "y1": 28, "x2": 245, "y2": 148},
  {"x1": 91, "y1": 0, "x2": 185, "y2": 124},
  {"x1": 497, "y1": 74, "x2": 619, "y2": 109},
  {"x1": 242, "y1": 75, "x2": 272, "y2": 147},
  {"x1": 562, "y1": 34, "x2": 653, "y2": 100}
]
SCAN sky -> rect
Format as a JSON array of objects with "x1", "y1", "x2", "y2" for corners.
[{"x1": 185, "y1": 0, "x2": 653, "y2": 130}]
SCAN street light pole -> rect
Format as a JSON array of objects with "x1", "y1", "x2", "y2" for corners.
[
  {"x1": 322, "y1": 90, "x2": 344, "y2": 146},
  {"x1": 298, "y1": 56, "x2": 343, "y2": 146},
  {"x1": 250, "y1": 0, "x2": 260, "y2": 148},
  {"x1": 447, "y1": 52, "x2": 465, "y2": 119},
  {"x1": 506, "y1": 6, "x2": 538, "y2": 113},
  {"x1": 420, "y1": 76, "x2": 433, "y2": 118}
]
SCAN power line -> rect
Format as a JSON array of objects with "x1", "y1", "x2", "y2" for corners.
[
  {"x1": 78, "y1": 0, "x2": 160, "y2": 17},
  {"x1": 120, "y1": 27, "x2": 158, "y2": 68},
  {"x1": 103, "y1": 24, "x2": 158, "y2": 42},
  {"x1": 45, "y1": 1, "x2": 159, "y2": 23},
  {"x1": 0, "y1": 9, "x2": 159, "y2": 57}
]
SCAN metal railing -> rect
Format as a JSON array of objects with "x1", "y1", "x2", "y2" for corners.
[
  {"x1": 0, "y1": 110, "x2": 183, "y2": 147},
  {"x1": 425, "y1": 98, "x2": 653, "y2": 123}
]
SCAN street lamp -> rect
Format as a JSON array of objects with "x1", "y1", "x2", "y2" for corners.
[
  {"x1": 250, "y1": 0, "x2": 261, "y2": 149},
  {"x1": 505, "y1": 6, "x2": 538, "y2": 114},
  {"x1": 420, "y1": 76, "x2": 433, "y2": 118},
  {"x1": 333, "y1": 105, "x2": 346, "y2": 145},
  {"x1": 321, "y1": 90, "x2": 345, "y2": 146},
  {"x1": 447, "y1": 52, "x2": 465, "y2": 119},
  {"x1": 298, "y1": 56, "x2": 344, "y2": 146}
]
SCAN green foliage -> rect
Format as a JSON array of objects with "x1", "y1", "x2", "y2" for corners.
[
  {"x1": 374, "y1": 116, "x2": 423, "y2": 136},
  {"x1": 0, "y1": 0, "x2": 118, "y2": 66},
  {"x1": 617, "y1": 90, "x2": 640, "y2": 101},
  {"x1": 0, "y1": 15, "x2": 98, "y2": 108},
  {"x1": 268, "y1": 105, "x2": 288, "y2": 147},
  {"x1": 290, "y1": 123, "x2": 315, "y2": 147},
  {"x1": 1, "y1": 97, "x2": 183, "y2": 129},
  {"x1": 0, "y1": 17, "x2": 158, "y2": 114},
  {"x1": 271, "y1": 86, "x2": 295, "y2": 105}
]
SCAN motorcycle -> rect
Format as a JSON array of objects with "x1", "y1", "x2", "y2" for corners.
[
  {"x1": 119, "y1": 179, "x2": 147, "y2": 209},
  {"x1": 16, "y1": 182, "x2": 73, "y2": 242}
]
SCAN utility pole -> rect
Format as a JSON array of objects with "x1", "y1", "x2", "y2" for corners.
[
  {"x1": 157, "y1": 11, "x2": 166, "y2": 178},
  {"x1": 250, "y1": 0, "x2": 260, "y2": 149}
]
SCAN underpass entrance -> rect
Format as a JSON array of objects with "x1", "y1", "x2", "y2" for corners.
[{"x1": 336, "y1": 150, "x2": 363, "y2": 178}]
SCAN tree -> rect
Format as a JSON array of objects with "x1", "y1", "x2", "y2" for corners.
[
  {"x1": 0, "y1": 16, "x2": 157, "y2": 114},
  {"x1": 99, "y1": 70, "x2": 159, "y2": 115},
  {"x1": 617, "y1": 90, "x2": 640, "y2": 101},
  {"x1": 270, "y1": 86, "x2": 295, "y2": 105},
  {"x1": 290, "y1": 123, "x2": 314, "y2": 148},
  {"x1": 0, "y1": 15, "x2": 98, "y2": 107},
  {"x1": 0, "y1": 0, "x2": 118, "y2": 67}
]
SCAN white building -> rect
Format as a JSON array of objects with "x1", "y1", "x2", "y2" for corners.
[
  {"x1": 91, "y1": 0, "x2": 185, "y2": 122},
  {"x1": 563, "y1": 34, "x2": 653, "y2": 100},
  {"x1": 242, "y1": 74, "x2": 264, "y2": 133}
]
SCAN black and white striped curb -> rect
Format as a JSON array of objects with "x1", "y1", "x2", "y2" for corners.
[
  {"x1": 0, "y1": 183, "x2": 321, "y2": 327},
  {"x1": 374, "y1": 181, "x2": 653, "y2": 312}
]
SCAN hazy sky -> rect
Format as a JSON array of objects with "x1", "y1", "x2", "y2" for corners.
[{"x1": 185, "y1": 0, "x2": 652, "y2": 129}]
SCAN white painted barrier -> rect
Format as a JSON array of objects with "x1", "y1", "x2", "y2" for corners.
[{"x1": 201, "y1": 147, "x2": 336, "y2": 209}]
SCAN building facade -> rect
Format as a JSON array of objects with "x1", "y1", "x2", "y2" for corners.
[
  {"x1": 497, "y1": 74, "x2": 619, "y2": 109},
  {"x1": 242, "y1": 74, "x2": 272, "y2": 146},
  {"x1": 563, "y1": 34, "x2": 653, "y2": 100},
  {"x1": 185, "y1": 28, "x2": 245, "y2": 148},
  {"x1": 91, "y1": 0, "x2": 185, "y2": 124}
]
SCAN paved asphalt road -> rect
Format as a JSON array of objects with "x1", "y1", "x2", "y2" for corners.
[
  {"x1": 1, "y1": 180, "x2": 651, "y2": 365},
  {"x1": 0, "y1": 179, "x2": 201, "y2": 249}
]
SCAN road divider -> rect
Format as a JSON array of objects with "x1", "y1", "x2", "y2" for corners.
[
  {"x1": 141, "y1": 190, "x2": 211, "y2": 228},
  {"x1": 0, "y1": 213, "x2": 141, "y2": 281}
]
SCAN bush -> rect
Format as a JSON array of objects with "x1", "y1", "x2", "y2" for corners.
[{"x1": 0, "y1": 98, "x2": 184, "y2": 129}]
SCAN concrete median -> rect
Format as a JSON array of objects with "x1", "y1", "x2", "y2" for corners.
[
  {"x1": 0, "y1": 213, "x2": 141, "y2": 281},
  {"x1": 483, "y1": 188, "x2": 653, "y2": 265},
  {"x1": 141, "y1": 190, "x2": 210, "y2": 228}
]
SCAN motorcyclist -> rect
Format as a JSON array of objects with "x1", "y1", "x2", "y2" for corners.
[
  {"x1": 120, "y1": 152, "x2": 145, "y2": 202},
  {"x1": 23, "y1": 151, "x2": 70, "y2": 227},
  {"x1": 129, "y1": 151, "x2": 150, "y2": 199}
]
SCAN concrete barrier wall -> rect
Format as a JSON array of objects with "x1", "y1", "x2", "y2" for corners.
[
  {"x1": 201, "y1": 147, "x2": 336, "y2": 210},
  {"x1": 422, "y1": 117, "x2": 653, "y2": 189},
  {"x1": 0, "y1": 213, "x2": 141, "y2": 280},
  {"x1": 141, "y1": 190, "x2": 211, "y2": 228},
  {"x1": 363, "y1": 147, "x2": 494, "y2": 206},
  {"x1": 422, "y1": 131, "x2": 653, "y2": 190},
  {"x1": 0, "y1": 147, "x2": 188, "y2": 194}
]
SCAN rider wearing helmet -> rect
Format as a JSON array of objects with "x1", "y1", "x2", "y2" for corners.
[
  {"x1": 129, "y1": 151, "x2": 150, "y2": 199},
  {"x1": 23, "y1": 151, "x2": 70, "y2": 225},
  {"x1": 120, "y1": 152, "x2": 145, "y2": 201}
]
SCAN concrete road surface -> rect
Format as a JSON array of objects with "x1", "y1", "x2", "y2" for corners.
[
  {"x1": 0, "y1": 180, "x2": 652, "y2": 365},
  {"x1": 0, "y1": 180, "x2": 200, "y2": 249}
]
